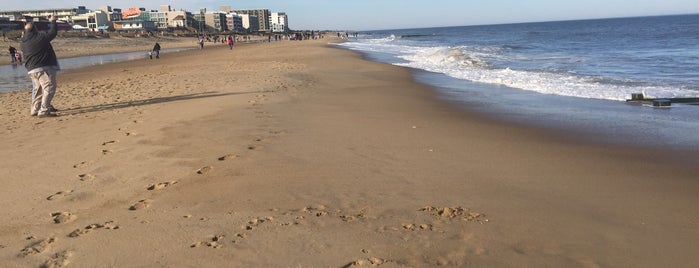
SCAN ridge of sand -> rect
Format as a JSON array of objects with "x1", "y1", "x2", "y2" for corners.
[{"x1": 0, "y1": 38, "x2": 697, "y2": 267}]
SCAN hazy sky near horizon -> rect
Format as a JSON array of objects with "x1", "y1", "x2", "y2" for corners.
[{"x1": 1, "y1": 0, "x2": 697, "y2": 30}]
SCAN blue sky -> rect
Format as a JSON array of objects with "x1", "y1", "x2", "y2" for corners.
[{"x1": 2, "y1": 0, "x2": 698, "y2": 30}]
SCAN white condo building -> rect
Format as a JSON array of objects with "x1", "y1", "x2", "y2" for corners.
[{"x1": 270, "y1": 12, "x2": 288, "y2": 33}]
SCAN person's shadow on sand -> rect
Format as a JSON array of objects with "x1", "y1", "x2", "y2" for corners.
[{"x1": 58, "y1": 91, "x2": 269, "y2": 116}]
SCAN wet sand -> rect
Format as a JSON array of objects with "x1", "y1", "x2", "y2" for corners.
[{"x1": 0, "y1": 37, "x2": 697, "y2": 267}]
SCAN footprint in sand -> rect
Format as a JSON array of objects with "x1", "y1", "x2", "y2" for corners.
[
  {"x1": 43, "y1": 250, "x2": 73, "y2": 268},
  {"x1": 77, "y1": 173, "x2": 95, "y2": 182},
  {"x1": 402, "y1": 223, "x2": 433, "y2": 231},
  {"x1": 301, "y1": 205, "x2": 332, "y2": 217},
  {"x1": 242, "y1": 216, "x2": 275, "y2": 231},
  {"x1": 344, "y1": 257, "x2": 391, "y2": 267},
  {"x1": 147, "y1": 181, "x2": 178, "y2": 191},
  {"x1": 231, "y1": 233, "x2": 247, "y2": 244},
  {"x1": 69, "y1": 221, "x2": 119, "y2": 238},
  {"x1": 419, "y1": 206, "x2": 488, "y2": 223},
  {"x1": 196, "y1": 166, "x2": 213, "y2": 175},
  {"x1": 47, "y1": 190, "x2": 74, "y2": 201},
  {"x1": 72, "y1": 161, "x2": 88, "y2": 168},
  {"x1": 51, "y1": 212, "x2": 77, "y2": 224},
  {"x1": 129, "y1": 199, "x2": 152, "y2": 211},
  {"x1": 217, "y1": 154, "x2": 238, "y2": 161},
  {"x1": 101, "y1": 149, "x2": 112, "y2": 155},
  {"x1": 191, "y1": 234, "x2": 225, "y2": 249},
  {"x1": 102, "y1": 140, "x2": 116, "y2": 146},
  {"x1": 19, "y1": 237, "x2": 56, "y2": 257},
  {"x1": 118, "y1": 128, "x2": 135, "y2": 136}
]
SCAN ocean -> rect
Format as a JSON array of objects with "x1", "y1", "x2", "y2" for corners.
[{"x1": 340, "y1": 14, "x2": 699, "y2": 150}]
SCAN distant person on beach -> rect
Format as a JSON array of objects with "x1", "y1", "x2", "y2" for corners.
[
  {"x1": 15, "y1": 50, "x2": 22, "y2": 63},
  {"x1": 198, "y1": 38, "x2": 204, "y2": 49},
  {"x1": 227, "y1": 36, "x2": 234, "y2": 50},
  {"x1": 152, "y1": 42, "x2": 161, "y2": 59},
  {"x1": 8, "y1": 46, "x2": 17, "y2": 63},
  {"x1": 21, "y1": 15, "x2": 60, "y2": 117}
]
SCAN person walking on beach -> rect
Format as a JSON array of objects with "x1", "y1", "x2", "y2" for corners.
[
  {"x1": 227, "y1": 36, "x2": 234, "y2": 50},
  {"x1": 8, "y1": 46, "x2": 17, "y2": 63},
  {"x1": 21, "y1": 15, "x2": 60, "y2": 117},
  {"x1": 152, "y1": 42, "x2": 161, "y2": 59},
  {"x1": 198, "y1": 37, "x2": 204, "y2": 50}
]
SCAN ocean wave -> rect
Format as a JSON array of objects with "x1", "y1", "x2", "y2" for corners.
[
  {"x1": 399, "y1": 47, "x2": 491, "y2": 69},
  {"x1": 399, "y1": 34, "x2": 436, "y2": 39},
  {"x1": 393, "y1": 46, "x2": 688, "y2": 101},
  {"x1": 342, "y1": 33, "x2": 696, "y2": 101}
]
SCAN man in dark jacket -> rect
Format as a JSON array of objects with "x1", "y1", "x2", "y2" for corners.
[{"x1": 21, "y1": 15, "x2": 59, "y2": 117}]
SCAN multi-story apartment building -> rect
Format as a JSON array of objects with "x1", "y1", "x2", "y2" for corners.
[
  {"x1": 226, "y1": 13, "x2": 244, "y2": 33},
  {"x1": 232, "y1": 9, "x2": 270, "y2": 32},
  {"x1": 72, "y1": 10, "x2": 110, "y2": 30},
  {"x1": 98, "y1": 6, "x2": 123, "y2": 23},
  {"x1": 204, "y1": 11, "x2": 228, "y2": 32},
  {"x1": 270, "y1": 12, "x2": 289, "y2": 33},
  {"x1": 239, "y1": 14, "x2": 259, "y2": 33}
]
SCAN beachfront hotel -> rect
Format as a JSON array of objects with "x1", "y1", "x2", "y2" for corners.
[{"x1": 0, "y1": 4, "x2": 289, "y2": 33}]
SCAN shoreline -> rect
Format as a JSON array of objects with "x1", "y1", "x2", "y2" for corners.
[
  {"x1": 1, "y1": 37, "x2": 697, "y2": 267},
  {"x1": 1, "y1": 35, "x2": 219, "y2": 66}
]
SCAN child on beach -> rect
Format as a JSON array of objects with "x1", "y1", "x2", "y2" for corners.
[
  {"x1": 8, "y1": 46, "x2": 17, "y2": 63},
  {"x1": 152, "y1": 42, "x2": 161, "y2": 59}
]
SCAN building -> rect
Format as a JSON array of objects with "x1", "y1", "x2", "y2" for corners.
[
  {"x1": 98, "y1": 6, "x2": 123, "y2": 23},
  {"x1": 204, "y1": 12, "x2": 227, "y2": 32},
  {"x1": 193, "y1": 8, "x2": 206, "y2": 32},
  {"x1": 225, "y1": 13, "x2": 244, "y2": 33},
  {"x1": 270, "y1": 12, "x2": 289, "y2": 33},
  {"x1": 72, "y1": 10, "x2": 110, "y2": 30},
  {"x1": 239, "y1": 14, "x2": 259, "y2": 32},
  {"x1": 148, "y1": 10, "x2": 168, "y2": 30},
  {"x1": 113, "y1": 20, "x2": 156, "y2": 31},
  {"x1": 166, "y1": 10, "x2": 192, "y2": 29},
  {"x1": 233, "y1": 9, "x2": 270, "y2": 32},
  {"x1": 0, "y1": 6, "x2": 88, "y2": 22}
]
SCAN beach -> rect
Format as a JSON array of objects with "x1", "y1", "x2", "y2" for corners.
[{"x1": 0, "y1": 37, "x2": 697, "y2": 267}]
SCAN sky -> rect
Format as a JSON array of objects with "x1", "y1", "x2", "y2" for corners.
[{"x1": 1, "y1": 0, "x2": 698, "y2": 30}]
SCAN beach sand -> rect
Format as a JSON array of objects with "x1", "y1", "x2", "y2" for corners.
[{"x1": 0, "y1": 37, "x2": 697, "y2": 267}]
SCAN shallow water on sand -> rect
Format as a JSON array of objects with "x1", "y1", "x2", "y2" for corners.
[
  {"x1": 413, "y1": 70, "x2": 699, "y2": 151},
  {"x1": 0, "y1": 48, "x2": 189, "y2": 93}
]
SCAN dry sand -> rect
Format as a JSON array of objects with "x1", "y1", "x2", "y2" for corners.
[{"x1": 0, "y1": 37, "x2": 698, "y2": 267}]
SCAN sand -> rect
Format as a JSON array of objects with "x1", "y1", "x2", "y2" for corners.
[{"x1": 0, "y1": 37, "x2": 697, "y2": 267}]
